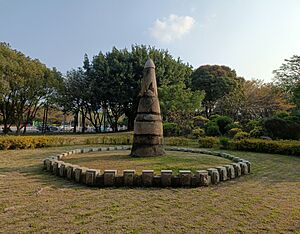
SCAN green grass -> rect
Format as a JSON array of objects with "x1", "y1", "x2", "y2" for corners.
[
  {"x1": 64, "y1": 150, "x2": 232, "y2": 174},
  {"x1": 0, "y1": 144, "x2": 300, "y2": 233}
]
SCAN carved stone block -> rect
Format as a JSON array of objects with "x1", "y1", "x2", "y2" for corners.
[
  {"x1": 196, "y1": 170, "x2": 210, "y2": 186},
  {"x1": 142, "y1": 170, "x2": 154, "y2": 186},
  {"x1": 104, "y1": 170, "x2": 117, "y2": 186},
  {"x1": 207, "y1": 168, "x2": 220, "y2": 184},
  {"x1": 161, "y1": 170, "x2": 172, "y2": 187},
  {"x1": 123, "y1": 170, "x2": 135, "y2": 186},
  {"x1": 179, "y1": 170, "x2": 192, "y2": 186}
]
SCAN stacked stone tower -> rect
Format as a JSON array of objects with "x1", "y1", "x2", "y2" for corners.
[{"x1": 130, "y1": 58, "x2": 165, "y2": 157}]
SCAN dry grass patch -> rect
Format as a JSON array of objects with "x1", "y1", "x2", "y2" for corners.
[
  {"x1": 0, "y1": 145, "x2": 299, "y2": 233},
  {"x1": 64, "y1": 150, "x2": 231, "y2": 174}
]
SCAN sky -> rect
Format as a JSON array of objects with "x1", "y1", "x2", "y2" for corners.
[{"x1": 1, "y1": 0, "x2": 300, "y2": 82}]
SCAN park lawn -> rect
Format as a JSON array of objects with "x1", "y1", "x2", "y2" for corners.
[
  {"x1": 64, "y1": 150, "x2": 232, "y2": 174},
  {"x1": 0, "y1": 145, "x2": 299, "y2": 233}
]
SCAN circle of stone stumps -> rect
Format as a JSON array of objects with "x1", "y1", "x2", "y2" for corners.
[{"x1": 43, "y1": 146, "x2": 251, "y2": 188}]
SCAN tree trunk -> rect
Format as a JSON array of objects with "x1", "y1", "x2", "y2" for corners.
[
  {"x1": 81, "y1": 110, "x2": 86, "y2": 133},
  {"x1": 3, "y1": 122, "x2": 10, "y2": 134},
  {"x1": 127, "y1": 115, "x2": 134, "y2": 131},
  {"x1": 16, "y1": 123, "x2": 21, "y2": 135},
  {"x1": 45, "y1": 105, "x2": 49, "y2": 132},
  {"x1": 73, "y1": 111, "x2": 78, "y2": 133}
]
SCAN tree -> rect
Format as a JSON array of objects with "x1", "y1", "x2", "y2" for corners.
[
  {"x1": 58, "y1": 69, "x2": 87, "y2": 133},
  {"x1": 214, "y1": 78, "x2": 293, "y2": 122},
  {"x1": 273, "y1": 55, "x2": 300, "y2": 93},
  {"x1": 158, "y1": 81, "x2": 204, "y2": 126},
  {"x1": 241, "y1": 80, "x2": 294, "y2": 120},
  {"x1": 273, "y1": 55, "x2": 300, "y2": 109},
  {"x1": 0, "y1": 43, "x2": 61, "y2": 134},
  {"x1": 293, "y1": 82, "x2": 300, "y2": 108},
  {"x1": 191, "y1": 65, "x2": 239, "y2": 118},
  {"x1": 89, "y1": 45, "x2": 193, "y2": 130},
  {"x1": 214, "y1": 77, "x2": 246, "y2": 120}
]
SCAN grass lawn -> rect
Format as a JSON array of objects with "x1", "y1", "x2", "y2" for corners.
[
  {"x1": 0, "y1": 144, "x2": 299, "y2": 233},
  {"x1": 64, "y1": 150, "x2": 232, "y2": 174}
]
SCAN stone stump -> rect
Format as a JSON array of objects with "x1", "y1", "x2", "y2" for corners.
[
  {"x1": 123, "y1": 170, "x2": 135, "y2": 187},
  {"x1": 207, "y1": 168, "x2": 220, "y2": 184},
  {"x1": 161, "y1": 170, "x2": 172, "y2": 187},
  {"x1": 196, "y1": 170, "x2": 210, "y2": 186},
  {"x1": 179, "y1": 170, "x2": 192, "y2": 186},
  {"x1": 142, "y1": 170, "x2": 154, "y2": 186}
]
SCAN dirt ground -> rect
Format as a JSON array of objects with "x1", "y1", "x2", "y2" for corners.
[{"x1": 0, "y1": 145, "x2": 299, "y2": 233}]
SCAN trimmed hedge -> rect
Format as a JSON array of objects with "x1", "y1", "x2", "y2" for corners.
[
  {"x1": 198, "y1": 137, "x2": 219, "y2": 148},
  {"x1": 165, "y1": 137, "x2": 196, "y2": 146},
  {"x1": 0, "y1": 135, "x2": 133, "y2": 150},
  {"x1": 0, "y1": 135, "x2": 199, "y2": 150},
  {"x1": 228, "y1": 139, "x2": 300, "y2": 156}
]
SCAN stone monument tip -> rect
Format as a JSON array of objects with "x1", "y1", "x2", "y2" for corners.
[{"x1": 144, "y1": 58, "x2": 155, "y2": 69}]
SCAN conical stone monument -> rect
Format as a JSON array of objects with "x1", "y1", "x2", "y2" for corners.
[{"x1": 130, "y1": 58, "x2": 165, "y2": 157}]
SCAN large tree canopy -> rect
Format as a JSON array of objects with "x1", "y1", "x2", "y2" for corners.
[
  {"x1": 191, "y1": 65, "x2": 239, "y2": 117},
  {"x1": 0, "y1": 43, "x2": 62, "y2": 134},
  {"x1": 273, "y1": 55, "x2": 300, "y2": 110},
  {"x1": 273, "y1": 55, "x2": 300, "y2": 93},
  {"x1": 214, "y1": 79, "x2": 293, "y2": 122},
  {"x1": 58, "y1": 45, "x2": 196, "y2": 132}
]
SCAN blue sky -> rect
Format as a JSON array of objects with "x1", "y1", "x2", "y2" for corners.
[{"x1": 1, "y1": 0, "x2": 300, "y2": 81}]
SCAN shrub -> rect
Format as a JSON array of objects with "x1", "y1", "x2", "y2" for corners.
[
  {"x1": 225, "y1": 122, "x2": 241, "y2": 132},
  {"x1": 249, "y1": 127, "x2": 265, "y2": 138},
  {"x1": 166, "y1": 137, "x2": 191, "y2": 146},
  {"x1": 214, "y1": 116, "x2": 233, "y2": 135},
  {"x1": 198, "y1": 136, "x2": 219, "y2": 148},
  {"x1": 0, "y1": 134, "x2": 134, "y2": 150},
  {"x1": 274, "y1": 110, "x2": 290, "y2": 119},
  {"x1": 264, "y1": 117, "x2": 300, "y2": 140},
  {"x1": 179, "y1": 125, "x2": 193, "y2": 136},
  {"x1": 192, "y1": 127, "x2": 205, "y2": 138},
  {"x1": 0, "y1": 136, "x2": 64, "y2": 150},
  {"x1": 209, "y1": 114, "x2": 221, "y2": 121},
  {"x1": 219, "y1": 137, "x2": 230, "y2": 149},
  {"x1": 245, "y1": 120, "x2": 262, "y2": 132},
  {"x1": 193, "y1": 116, "x2": 209, "y2": 127},
  {"x1": 204, "y1": 123, "x2": 221, "y2": 136},
  {"x1": 163, "y1": 122, "x2": 180, "y2": 137},
  {"x1": 228, "y1": 128, "x2": 242, "y2": 138},
  {"x1": 233, "y1": 131, "x2": 250, "y2": 140},
  {"x1": 229, "y1": 139, "x2": 300, "y2": 156}
]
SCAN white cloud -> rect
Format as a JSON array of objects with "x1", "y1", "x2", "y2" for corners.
[{"x1": 149, "y1": 14, "x2": 195, "y2": 43}]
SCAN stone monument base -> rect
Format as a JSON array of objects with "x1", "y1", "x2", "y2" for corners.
[{"x1": 130, "y1": 143, "x2": 165, "y2": 157}]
